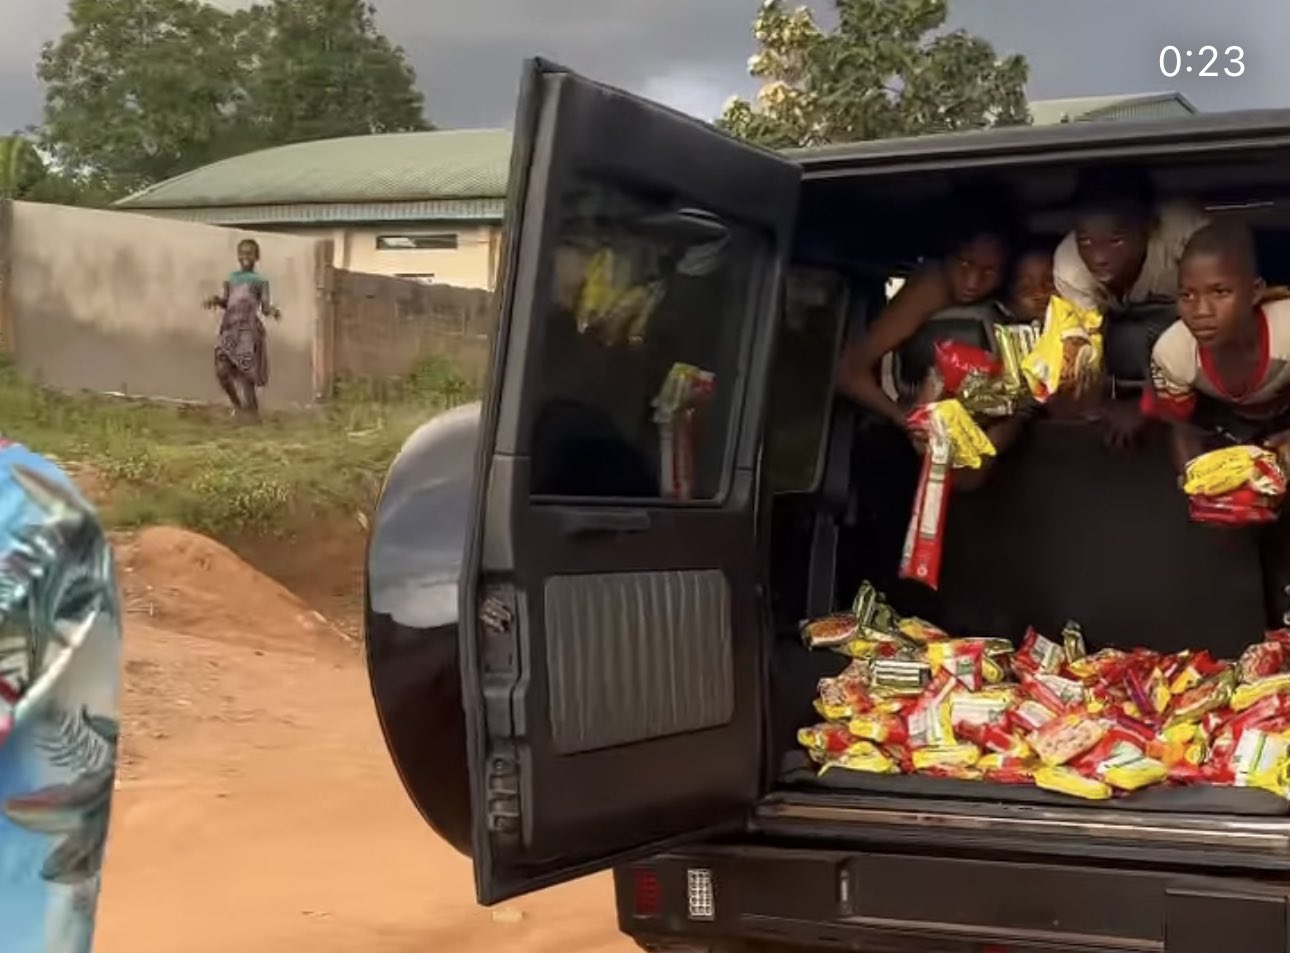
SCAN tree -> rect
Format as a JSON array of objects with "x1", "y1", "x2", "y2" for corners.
[
  {"x1": 36, "y1": 0, "x2": 430, "y2": 197},
  {"x1": 0, "y1": 137, "x2": 47, "y2": 199},
  {"x1": 247, "y1": 0, "x2": 431, "y2": 146},
  {"x1": 720, "y1": 0, "x2": 1029, "y2": 149},
  {"x1": 37, "y1": 0, "x2": 260, "y2": 194}
]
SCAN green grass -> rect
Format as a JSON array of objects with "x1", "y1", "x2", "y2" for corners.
[{"x1": 0, "y1": 356, "x2": 478, "y2": 535}]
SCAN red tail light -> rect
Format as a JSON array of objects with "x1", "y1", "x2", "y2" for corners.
[{"x1": 631, "y1": 867, "x2": 662, "y2": 917}]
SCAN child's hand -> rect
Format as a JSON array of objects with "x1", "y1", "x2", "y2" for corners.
[
  {"x1": 1102, "y1": 402, "x2": 1145, "y2": 451},
  {"x1": 1265, "y1": 430, "x2": 1290, "y2": 467},
  {"x1": 202, "y1": 295, "x2": 221, "y2": 310},
  {"x1": 270, "y1": 307, "x2": 282, "y2": 322}
]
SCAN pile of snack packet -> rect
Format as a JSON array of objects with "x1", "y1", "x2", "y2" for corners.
[
  {"x1": 1183, "y1": 445, "x2": 1287, "y2": 526},
  {"x1": 798, "y1": 582, "x2": 1290, "y2": 801},
  {"x1": 901, "y1": 297, "x2": 1103, "y2": 589}
]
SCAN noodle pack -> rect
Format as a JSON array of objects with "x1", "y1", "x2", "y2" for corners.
[{"x1": 798, "y1": 582, "x2": 1290, "y2": 801}]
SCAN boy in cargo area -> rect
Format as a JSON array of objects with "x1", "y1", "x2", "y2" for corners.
[{"x1": 1142, "y1": 222, "x2": 1290, "y2": 471}]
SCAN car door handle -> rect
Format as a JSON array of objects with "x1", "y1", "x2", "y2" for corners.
[{"x1": 557, "y1": 509, "x2": 651, "y2": 536}]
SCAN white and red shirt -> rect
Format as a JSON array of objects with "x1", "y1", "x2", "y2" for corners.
[{"x1": 1144, "y1": 299, "x2": 1290, "y2": 423}]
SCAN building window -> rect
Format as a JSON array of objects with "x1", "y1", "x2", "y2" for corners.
[{"x1": 377, "y1": 234, "x2": 459, "y2": 251}]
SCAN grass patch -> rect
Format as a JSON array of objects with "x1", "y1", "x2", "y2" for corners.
[{"x1": 0, "y1": 356, "x2": 478, "y2": 536}]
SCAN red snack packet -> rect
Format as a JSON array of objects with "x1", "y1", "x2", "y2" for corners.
[
  {"x1": 1110, "y1": 711, "x2": 1158, "y2": 748},
  {"x1": 848, "y1": 712, "x2": 910, "y2": 747},
  {"x1": 933, "y1": 339, "x2": 1002, "y2": 395},
  {"x1": 1267, "y1": 629, "x2": 1290, "y2": 648},
  {"x1": 1020, "y1": 672, "x2": 1070, "y2": 716},
  {"x1": 981, "y1": 757, "x2": 1037, "y2": 785},
  {"x1": 1190, "y1": 487, "x2": 1280, "y2": 525},
  {"x1": 1016, "y1": 627, "x2": 1065, "y2": 676},
  {"x1": 1031, "y1": 711, "x2": 1106, "y2": 766},
  {"x1": 899, "y1": 436, "x2": 951, "y2": 590},
  {"x1": 1239, "y1": 641, "x2": 1289, "y2": 683}
]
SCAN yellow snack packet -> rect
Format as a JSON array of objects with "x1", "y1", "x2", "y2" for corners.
[
  {"x1": 1034, "y1": 766, "x2": 1113, "y2": 800},
  {"x1": 1021, "y1": 297, "x2": 1104, "y2": 402},
  {"x1": 818, "y1": 742, "x2": 898, "y2": 776},
  {"x1": 1232, "y1": 674, "x2": 1290, "y2": 712},
  {"x1": 911, "y1": 399, "x2": 996, "y2": 470},
  {"x1": 1247, "y1": 758, "x2": 1290, "y2": 798},
  {"x1": 1183, "y1": 445, "x2": 1283, "y2": 498},
  {"x1": 912, "y1": 743, "x2": 981, "y2": 771},
  {"x1": 1103, "y1": 756, "x2": 1168, "y2": 792}
]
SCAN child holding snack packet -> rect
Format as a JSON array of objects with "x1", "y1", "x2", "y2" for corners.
[
  {"x1": 1142, "y1": 223, "x2": 1290, "y2": 523},
  {"x1": 1143, "y1": 223, "x2": 1290, "y2": 469}
]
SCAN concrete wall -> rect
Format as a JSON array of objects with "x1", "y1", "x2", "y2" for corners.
[
  {"x1": 2, "y1": 202, "x2": 327, "y2": 408},
  {"x1": 271, "y1": 223, "x2": 501, "y2": 291},
  {"x1": 332, "y1": 270, "x2": 494, "y2": 386}
]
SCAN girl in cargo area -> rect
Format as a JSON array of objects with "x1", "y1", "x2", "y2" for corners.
[
  {"x1": 1143, "y1": 222, "x2": 1290, "y2": 471},
  {"x1": 203, "y1": 239, "x2": 281, "y2": 420}
]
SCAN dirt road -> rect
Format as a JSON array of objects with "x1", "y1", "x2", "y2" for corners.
[{"x1": 92, "y1": 527, "x2": 636, "y2": 953}]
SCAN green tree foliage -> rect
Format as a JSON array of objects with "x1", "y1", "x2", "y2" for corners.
[
  {"x1": 720, "y1": 0, "x2": 1030, "y2": 148},
  {"x1": 37, "y1": 0, "x2": 430, "y2": 196},
  {"x1": 247, "y1": 0, "x2": 430, "y2": 146},
  {"x1": 0, "y1": 137, "x2": 47, "y2": 199}
]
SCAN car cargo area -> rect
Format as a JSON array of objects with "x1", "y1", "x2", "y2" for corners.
[{"x1": 759, "y1": 127, "x2": 1290, "y2": 853}]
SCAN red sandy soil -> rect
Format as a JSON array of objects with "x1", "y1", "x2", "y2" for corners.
[{"x1": 93, "y1": 526, "x2": 636, "y2": 953}]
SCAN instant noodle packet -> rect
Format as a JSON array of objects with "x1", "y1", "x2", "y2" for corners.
[
  {"x1": 1232, "y1": 673, "x2": 1290, "y2": 712},
  {"x1": 927, "y1": 640, "x2": 987, "y2": 691},
  {"x1": 848, "y1": 712, "x2": 909, "y2": 746},
  {"x1": 1021, "y1": 297, "x2": 1104, "y2": 402},
  {"x1": 1183, "y1": 445, "x2": 1285, "y2": 497},
  {"x1": 1031, "y1": 712, "x2": 1106, "y2": 766},
  {"x1": 1035, "y1": 765, "x2": 1113, "y2": 800},
  {"x1": 800, "y1": 613, "x2": 861, "y2": 649},
  {"x1": 818, "y1": 742, "x2": 899, "y2": 776},
  {"x1": 912, "y1": 743, "x2": 982, "y2": 771},
  {"x1": 907, "y1": 400, "x2": 997, "y2": 471},
  {"x1": 1240, "y1": 640, "x2": 1289, "y2": 684}
]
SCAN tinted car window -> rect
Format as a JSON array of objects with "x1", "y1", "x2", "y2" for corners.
[{"x1": 529, "y1": 179, "x2": 765, "y2": 502}]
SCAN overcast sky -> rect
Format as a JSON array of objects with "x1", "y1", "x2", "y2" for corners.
[{"x1": 2, "y1": 0, "x2": 1286, "y2": 134}]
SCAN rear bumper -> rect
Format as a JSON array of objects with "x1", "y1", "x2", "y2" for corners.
[{"x1": 616, "y1": 844, "x2": 1290, "y2": 953}]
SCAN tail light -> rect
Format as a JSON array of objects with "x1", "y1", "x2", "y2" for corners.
[{"x1": 631, "y1": 867, "x2": 662, "y2": 917}]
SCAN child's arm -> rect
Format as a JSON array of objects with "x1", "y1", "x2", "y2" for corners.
[
  {"x1": 203, "y1": 281, "x2": 230, "y2": 310},
  {"x1": 258, "y1": 280, "x2": 281, "y2": 320}
]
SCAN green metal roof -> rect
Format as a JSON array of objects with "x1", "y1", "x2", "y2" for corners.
[
  {"x1": 117, "y1": 128, "x2": 512, "y2": 213},
  {"x1": 1028, "y1": 92, "x2": 1197, "y2": 126}
]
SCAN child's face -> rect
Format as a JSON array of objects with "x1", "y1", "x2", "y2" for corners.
[
  {"x1": 945, "y1": 234, "x2": 1006, "y2": 305},
  {"x1": 237, "y1": 244, "x2": 259, "y2": 271},
  {"x1": 1075, "y1": 210, "x2": 1149, "y2": 293},
  {"x1": 1009, "y1": 252, "x2": 1055, "y2": 322},
  {"x1": 1178, "y1": 251, "x2": 1264, "y2": 348}
]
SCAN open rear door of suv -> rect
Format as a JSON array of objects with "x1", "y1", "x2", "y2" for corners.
[{"x1": 461, "y1": 59, "x2": 800, "y2": 904}]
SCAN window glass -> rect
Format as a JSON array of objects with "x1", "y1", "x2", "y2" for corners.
[
  {"x1": 377, "y1": 234, "x2": 459, "y2": 250},
  {"x1": 529, "y1": 179, "x2": 765, "y2": 501},
  {"x1": 765, "y1": 269, "x2": 850, "y2": 493}
]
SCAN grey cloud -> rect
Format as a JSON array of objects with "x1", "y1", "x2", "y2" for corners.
[{"x1": 1, "y1": 0, "x2": 1286, "y2": 138}]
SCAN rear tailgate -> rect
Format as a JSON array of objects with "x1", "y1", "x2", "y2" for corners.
[
  {"x1": 757, "y1": 791, "x2": 1290, "y2": 870},
  {"x1": 619, "y1": 842, "x2": 1290, "y2": 953}
]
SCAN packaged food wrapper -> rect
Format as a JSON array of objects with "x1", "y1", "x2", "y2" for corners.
[
  {"x1": 800, "y1": 613, "x2": 860, "y2": 649},
  {"x1": 1190, "y1": 489, "x2": 1281, "y2": 527},
  {"x1": 1104, "y1": 755, "x2": 1168, "y2": 791},
  {"x1": 1031, "y1": 712, "x2": 1106, "y2": 766},
  {"x1": 912, "y1": 743, "x2": 982, "y2": 771},
  {"x1": 1035, "y1": 765, "x2": 1113, "y2": 800},
  {"x1": 907, "y1": 673, "x2": 957, "y2": 748},
  {"x1": 1232, "y1": 673, "x2": 1290, "y2": 712},
  {"x1": 817, "y1": 742, "x2": 899, "y2": 776},
  {"x1": 871, "y1": 658, "x2": 931, "y2": 696},
  {"x1": 1231, "y1": 728, "x2": 1290, "y2": 790},
  {"x1": 1240, "y1": 641, "x2": 1289, "y2": 684},
  {"x1": 652, "y1": 363, "x2": 716, "y2": 501},
  {"x1": 1062, "y1": 622, "x2": 1087, "y2": 665},
  {"x1": 927, "y1": 639, "x2": 987, "y2": 691},
  {"x1": 1017, "y1": 627, "x2": 1065, "y2": 676},
  {"x1": 897, "y1": 616, "x2": 949, "y2": 645},
  {"x1": 899, "y1": 434, "x2": 951, "y2": 590},
  {"x1": 1010, "y1": 699, "x2": 1059, "y2": 733},
  {"x1": 797, "y1": 723, "x2": 861, "y2": 760},
  {"x1": 950, "y1": 689, "x2": 1014, "y2": 728},
  {"x1": 848, "y1": 713, "x2": 909, "y2": 746},
  {"x1": 1167, "y1": 670, "x2": 1237, "y2": 727},
  {"x1": 980, "y1": 754, "x2": 1037, "y2": 785},
  {"x1": 1184, "y1": 445, "x2": 1287, "y2": 498},
  {"x1": 907, "y1": 400, "x2": 997, "y2": 471},
  {"x1": 933, "y1": 340, "x2": 1002, "y2": 395},
  {"x1": 814, "y1": 660, "x2": 872, "y2": 721},
  {"x1": 1021, "y1": 297, "x2": 1104, "y2": 402}
]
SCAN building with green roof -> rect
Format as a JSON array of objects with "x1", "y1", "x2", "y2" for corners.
[
  {"x1": 117, "y1": 128, "x2": 512, "y2": 290},
  {"x1": 1028, "y1": 92, "x2": 1197, "y2": 126},
  {"x1": 116, "y1": 92, "x2": 1196, "y2": 290}
]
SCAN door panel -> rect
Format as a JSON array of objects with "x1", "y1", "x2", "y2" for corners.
[{"x1": 460, "y1": 59, "x2": 800, "y2": 903}]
